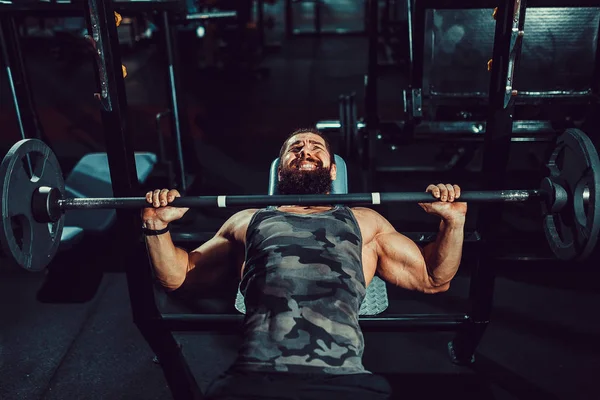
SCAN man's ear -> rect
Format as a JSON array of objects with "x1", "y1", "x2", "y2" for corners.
[{"x1": 330, "y1": 163, "x2": 337, "y2": 181}]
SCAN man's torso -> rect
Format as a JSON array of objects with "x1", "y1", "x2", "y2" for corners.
[
  {"x1": 233, "y1": 206, "x2": 380, "y2": 285},
  {"x1": 232, "y1": 205, "x2": 377, "y2": 374}
]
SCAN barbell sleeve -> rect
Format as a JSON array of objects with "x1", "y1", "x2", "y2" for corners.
[{"x1": 57, "y1": 190, "x2": 542, "y2": 211}]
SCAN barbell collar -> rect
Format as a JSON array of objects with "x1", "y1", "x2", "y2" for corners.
[
  {"x1": 33, "y1": 186, "x2": 63, "y2": 223},
  {"x1": 56, "y1": 190, "x2": 541, "y2": 211}
]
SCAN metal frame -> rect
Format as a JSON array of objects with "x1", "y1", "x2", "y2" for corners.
[
  {"x1": 159, "y1": 10, "x2": 189, "y2": 192},
  {"x1": 78, "y1": 1, "x2": 202, "y2": 399},
  {"x1": 0, "y1": 15, "x2": 46, "y2": 142},
  {"x1": 0, "y1": 0, "x2": 185, "y2": 14},
  {"x1": 284, "y1": 0, "x2": 368, "y2": 37},
  {"x1": 447, "y1": 0, "x2": 528, "y2": 365},
  {"x1": 409, "y1": 0, "x2": 600, "y2": 118}
]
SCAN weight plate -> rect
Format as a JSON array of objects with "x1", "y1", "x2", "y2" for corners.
[
  {"x1": 543, "y1": 129, "x2": 600, "y2": 260},
  {"x1": 0, "y1": 139, "x2": 65, "y2": 271}
]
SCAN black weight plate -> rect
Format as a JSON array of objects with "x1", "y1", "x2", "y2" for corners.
[
  {"x1": 543, "y1": 129, "x2": 600, "y2": 260},
  {"x1": 0, "y1": 139, "x2": 65, "y2": 271}
]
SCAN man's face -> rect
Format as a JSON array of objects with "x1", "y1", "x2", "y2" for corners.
[{"x1": 277, "y1": 133, "x2": 337, "y2": 195}]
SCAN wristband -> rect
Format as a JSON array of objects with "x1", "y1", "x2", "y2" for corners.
[{"x1": 142, "y1": 225, "x2": 170, "y2": 236}]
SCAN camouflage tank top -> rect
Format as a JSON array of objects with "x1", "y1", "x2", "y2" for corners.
[{"x1": 234, "y1": 205, "x2": 368, "y2": 374}]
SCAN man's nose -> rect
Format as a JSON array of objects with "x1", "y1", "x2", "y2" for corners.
[{"x1": 299, "y1": 148, "x2": 313, "y2": 158}]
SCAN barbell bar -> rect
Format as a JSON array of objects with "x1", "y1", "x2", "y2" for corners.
[
  {"x1": 53, "y1": 189, "x2": 541, "y2": 212},
  {"x1": 1, "y1": 128, "x2": 599, "y2": 272}
]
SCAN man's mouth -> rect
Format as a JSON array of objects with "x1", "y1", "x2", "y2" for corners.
[{"x1": 297, "y1": 162, "x2": 317, "y2": 171}]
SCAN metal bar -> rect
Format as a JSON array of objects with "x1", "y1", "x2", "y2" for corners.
[
  {"x1": 83, "y1": 0, "x2": 161, "y2": 329},
  {"x1": 257, "y1": 0, "x2": 265, "y2": 50},
  {"x1": 451, "y1": 0, "x2": 530, "y2": 366},
  {"x1": 57, "y1": 190, "x2": 541, "y2": 211},
  {"x1": 315, "y1": 0, "x2": 321, "y2": 35},
  {"x1": 285, "y1": 0, "x2": 293, "y2": 38},
  {"x1": 137, "y1": 322, "x2": 205, "y2": 400},
  {"x1": 411, "y1": 0, "x2": 425, "y2": 99},
  {"x1": 6, "y1": 0, "x2": 591, "y2": 14},
  {"x1": 0, "y1": 17, "x2": 26, "y2": 141},
  {"x1": 185, "y1": 11, "x2": 237, "y2": 20},
  {"x1": 0, "y1": 16, "x2": 45, "y2": 142},
  {"x1": 159, "y1": 313, "x2": 470, "y2": 332},
  {"x1": 161, "y1": 11, "x2": 187, "y2": 192},
  {"x1": 365, "y1": 0, "x2": 379, "y2": 129},
  {"x1": 417, "y1": 0, "x2": 599, "y2": 8},
  {"x1": 592, "y1": 15, "x2": 600, "y2": 97},
  {"x1": 364, "y1": 0, "x2": 380, "y2": 191},
  {"x1": 83, "y1": 3, "x2": 203, "y2": 397}
]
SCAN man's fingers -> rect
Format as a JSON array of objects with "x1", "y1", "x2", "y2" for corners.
[
  {"x1": 437, "y1": 183, "x2": 448, "y2": 201},
  {"x1": 152, "y1": 189, "x2": 161, "y2": 207},
  {"x1": 167, "y1": 189, "x2": 180, "y2": 203},
  {"x1": 453, "y1": 185, "x2": 461, "y2": 199},
  {"x1": 426, "y1": 184, "x2": 440, "y2": 198},
  {"x1": 146, "y1": 189, "x2": 179, "y2": 206},
  {"x1": 445, "y1": 184, "x2": 455, "y2": 201},
  {"x1": 159, "y1": 189, "x2": 170, "y2": 206}
]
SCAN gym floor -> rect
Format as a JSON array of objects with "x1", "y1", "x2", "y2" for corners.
[{"x1": 1, "y1": 2, "x2": 599, "y2": 399}]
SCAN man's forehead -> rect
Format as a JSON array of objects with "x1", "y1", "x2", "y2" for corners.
[{"x1": 286, "y1": 133, "x2": 326, "y2": 147}]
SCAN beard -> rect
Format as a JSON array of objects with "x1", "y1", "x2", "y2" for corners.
[{"x1": 277, "y1": 165, "x2": 333, "y2": 195}]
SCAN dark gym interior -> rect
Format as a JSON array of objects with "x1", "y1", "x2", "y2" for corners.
[{"x1": 1, "y1": 1, "x2": 599, "y2": 399}]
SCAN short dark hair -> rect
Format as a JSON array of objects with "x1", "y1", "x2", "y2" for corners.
[{"x1": 278, "y1": 128, "x2": 335, "y2": 165}]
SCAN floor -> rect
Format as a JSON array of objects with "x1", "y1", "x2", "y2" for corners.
[{"x1": 1, "y1": 1, "x2": 599, "y2": 399}]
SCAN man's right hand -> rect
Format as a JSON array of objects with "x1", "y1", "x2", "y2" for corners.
[{"x1": 141, "y1": 189, "x2": 189, "y2": 229}]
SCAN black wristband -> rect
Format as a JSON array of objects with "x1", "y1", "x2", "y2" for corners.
[{"x1": 142, "y1": 225, "x2": 170, "y2": 236}]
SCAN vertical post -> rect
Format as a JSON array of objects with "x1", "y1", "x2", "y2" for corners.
[
  {"x1": 0, "y1": 16, "x2": 45, "y2": 142},
  {"x1": 285, "y1": 0, "x2": 293, "y2": 38},
  {"x1": 364, "y1": 0, "x2": 379, "y2": 190},
  {"x1": 161, "y1": 11, "x2": 188, "y2": 192},
  {"x1": 82, "y1": 1, "x2": 202, "y2": 398},
  {"x1": 315, "y1": 0, "x2": 322, "y2": 36},
  {"x1": 257, "y1": 0, "x2": 265, "y2": 50},
  {"x1": 83, "y1": 0, "x2": 149, "y2": 318},
  {"x1": 409, "y1": 0, "x2": 423, "y2": 97},
  {"x1": 582, "y1": 19, "x2": 600, "y2": 138},
  {"x1": 339, "y1": 95, "x2": 348, "y2": 160},
  {"x1": 365, "y1": 0, "x2": 379, "y2": 129},
  {"x1": 449, "y1": 0, "x2": 527, "y2": 365}
]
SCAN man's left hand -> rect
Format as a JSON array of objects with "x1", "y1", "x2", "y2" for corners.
[{"x1": 418, "y1": 183, "x2": 467, "y2": 223}]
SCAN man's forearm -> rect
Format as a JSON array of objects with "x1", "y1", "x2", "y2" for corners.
[
  {"x1": 144, "y1": 221, "x2": 189, "y2": 290},
  {"x1": 422, "y1": 218, "x2": 465, "y2": 286}
]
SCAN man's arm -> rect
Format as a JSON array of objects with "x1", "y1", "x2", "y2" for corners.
[
  {"x1": 145, "y1": 209, "x2": 253, "y2": 291},
  {"x1": 372, "y1": 192, "x2": 465, "y2": 294},
  {"x1": 421, "y1": 218, "x2": 465, "y2": 289},
  {"x1": 374, "y1": 215, "x2": 464, "y2": 293}
]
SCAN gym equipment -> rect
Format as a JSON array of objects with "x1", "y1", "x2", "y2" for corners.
[{"x1": 1, "y1": 129, "x2": 598, "y2": 271}]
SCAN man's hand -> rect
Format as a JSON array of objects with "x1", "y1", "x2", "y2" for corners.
[
  {"x1": 141, "y1": 189, "x2": 189, "y2": 229},
  {"x1": 418, "y1": 183, "x2": 467, "y2": 223}
]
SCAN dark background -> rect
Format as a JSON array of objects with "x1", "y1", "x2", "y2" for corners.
[{"x1": 1, "y1": 1, "x2": 599, "y2": 399}]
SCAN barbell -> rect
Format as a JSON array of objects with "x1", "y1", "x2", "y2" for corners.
[{"x1": 1, "y1": 128, "x2": 599, "y2": 272}]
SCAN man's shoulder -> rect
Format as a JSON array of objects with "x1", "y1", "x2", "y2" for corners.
[
  {"x1": 349, "y1": 206, "x2": 382, "y2": 219},
  {"x1": 349, "y1": 207, "x2": 394, "y2": 235},
  {"x1": 229, "y1": 209, "x2": 259, "y2": 225}
]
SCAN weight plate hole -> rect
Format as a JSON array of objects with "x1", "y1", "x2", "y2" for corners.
[
  {"x1": 10, "y1": 215, "x2": 25, "y2": 250},
  {"x1": 48, "y1": 222, "x2": 58, "y2": 239},
  {"x1": 574, "y1": 181, "x2": 589, "y2": 228},
  {"x1": 20, "y1": 152, "x2": 44, "y2": 183}
]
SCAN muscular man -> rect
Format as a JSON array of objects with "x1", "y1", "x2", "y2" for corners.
[{"x1": 142, "y1": 128, "x2": 467, "y2": 400}]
